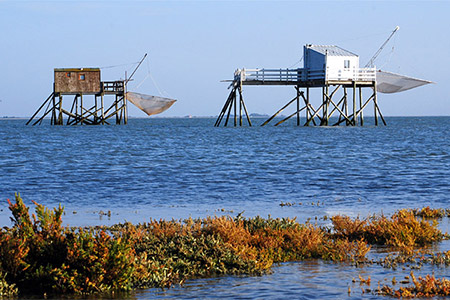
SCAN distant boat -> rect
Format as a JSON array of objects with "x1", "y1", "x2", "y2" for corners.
[{"x1": 126, "y1": 92, "x2": 176, "y2": 116}]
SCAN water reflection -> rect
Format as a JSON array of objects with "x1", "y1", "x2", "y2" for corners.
[{"x1": 138, "y1": 253, "x2": 449, "y2": 300}]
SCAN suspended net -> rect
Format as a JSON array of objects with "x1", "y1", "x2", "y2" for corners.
[
  {"x1": 126, "y1": 92, "x2": 176, "y2": 116},
  {"x1": 376, "y1": 70, "x2": 433, "y2": 94}
]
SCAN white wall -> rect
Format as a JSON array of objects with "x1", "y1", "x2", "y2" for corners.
[{"x1": 326, "y1": 56, "x2": 359, "y2": 80}]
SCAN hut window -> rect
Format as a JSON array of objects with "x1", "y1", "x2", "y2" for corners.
[
  {"x1": 65, "y1": 72, "x2": 71, "y2": 78},
  {"x1": 79, "y1": 74, "x2": 85, "y2": 80},
  {"x1": 344, "y1": 60, "x2": 350, "y2": 69}
]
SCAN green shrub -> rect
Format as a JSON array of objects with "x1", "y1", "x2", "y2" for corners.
[{"x1": 0, "y1": 194, "x2": 134, "y2": 296}]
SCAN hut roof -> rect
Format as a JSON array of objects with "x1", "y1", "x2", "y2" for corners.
[
  {"x1": 54, "y1": 68, "x2": 100, "y2": 72},
  {"x1": 306, "y1": 45, "x2": 358, "y2": 57}
]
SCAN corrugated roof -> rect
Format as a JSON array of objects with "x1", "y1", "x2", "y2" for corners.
[
  {"x1": 54, "y1": 68, "x2": 100, "y2": 72},
  {"x1": 306, "y1": 45, "x2": 358, "y2": 57}
]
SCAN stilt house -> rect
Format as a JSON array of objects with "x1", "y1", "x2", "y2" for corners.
[
  {"x1": 215, "y1": 42, "x2": 432, "y2": 127},
  {"x1": 27, "y1": 58, "x2": 176, "y2": 126},
  {"x1": 303, "y1": 45, "x2": 360, "y2": 81}
]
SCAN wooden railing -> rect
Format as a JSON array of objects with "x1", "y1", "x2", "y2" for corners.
[
  {"x1": 102, "y1": 81, "x2": 125, "y2": 93},
  {"x1": 235, "y1": 67, "x2": 376, "y2": 83}
]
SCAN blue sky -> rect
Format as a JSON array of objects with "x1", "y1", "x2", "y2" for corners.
[{"x1": 1, "y1": 0, "x2": 449, "y2": 117}]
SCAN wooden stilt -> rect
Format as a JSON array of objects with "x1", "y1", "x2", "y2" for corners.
[
  {"x1": 37, "y1": 98, "x2": 52, "y2": 126},
  {"x1": 58, "y1": 95, "x2": 63, "y2": 125},
  {"x1": 103, "y1": 103, "x2": 125, "y2": 121},
  {"x1": 352, "y1": 81, "x2": 357, "y2": 126},
  {"x1": 72, "y1": 106, "x2": 104, "y2": 125},
  {"x1": 359, "y1": 87, "x2": 364, "y2": 126},
  {"x1": 373, "y1": 83, "x2": 378, "y2": 126},
  {"x1": 67, "y1": 95, "x2": 77, "y2": 125},
  {"x1": 322, "y1": 86, "x2": 327, "y2": 125},
  {"x1": 224, "y1": 90, "x2": 235, "y2": 127},
  {"x1": 306, "y1": 87, "x2": 310, "y2": 125},
  {"x1": 344, "y1": 87, "x2": 349, "y2": 125},
  {"x1": 305, "y1": 103, "x2": 318, "y2": 126},
  {"x1": 103, "y1": 100, "x2": 119, "y2": 119},
  {"x1": 118, "y1": 95, "x2": 124, "y2": 124},
  {"x1": 335, "y1": 93, "x2": 375, "y2": 126},
  {"x1": 101, "y1": 94, "x2": 105, "y2": 125},
  {"x1": 328, "y1": 94, "x2": 350, "y2": 125},
  {"x1": 32, "y1": 98, "x2": 54, "y2": 126},
  {"x1": 80, "y1": 94, "x2": 84, "y2": 125},
  {"x1": 216, "y1": 97, "x2": 231, "y2": 126},
  {"x1": 124, "y1": 80, "x2": 128, "y2": 125},
  {"x1": 237, "y1": 85, "x2": 252, "y2": 126},
  {"x1": 239, "y1": 87, "x2": 243, "y2": 126},
  {"x1": 329, "y1": 98, "x2": 353, "y2": 126},
  {"x1": 372, "y1": 83, "x2": 386, "y2": 126},
  {"x1": 116, "y1": 96, "x2": 121, "y2": 124},
  {"x1": 261, "y1": 96, "x2": 297, "y2": 126},
  {"x1": 324, "y1": 85, "x2": 341, "y2": 120},
  {"x1": 275, "y1": 105, "x2": 307, "y2": 126},
  {"x1": 26, "y1": 93, "x2": 54, "y2": 125},
  {"x1": 305, "y1": 101, "x2": 325, "y2": 126},
  {"x1": 296, "y1": 86, "x2": 300, "y2": 126},
  {"x1": 301, "y1": 89, "x2": 316, "y2": 126},
  {"x1": 75, "y1": 94, "x2": 78, "y2": 124},
  {"x1": 234, "y1": 88, "x2": 237, "y2": 127},
  {"x1": 337, "y1": 92, "x2": 346, "y2": 125},
  {"x1": 240, "y1": 99, "x2": 252, "y2": 127},
  {"x1": 215, "y1": 87, "x2": 236, "y2": 127},
  {"x1": 94, "y1": 95, "x2": 98, "y2": 123},
  {"x1": 51, "y1": 94, "x2": 56, "y2": 125},
  {"x1": 374, "y1": 100, "x2": 387, "y2": 126}
]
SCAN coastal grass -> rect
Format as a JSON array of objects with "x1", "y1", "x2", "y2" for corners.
[
  {"x1": 410, "y1": 206, "x2": 450, "y2": 219},
  {"x1": 379, "y1": 271, "x2": 450, "y2": 298},
  {"x1": 331, "y1": 209, "x2": 444, "y2": 254},
  {"x1": 0, "y1": 195, "x2": 447, "y2": 297}
]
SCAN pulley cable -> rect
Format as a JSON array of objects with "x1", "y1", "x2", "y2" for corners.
[
  {"x1": 288, "y1": 55, "x2": 303, "y2": 69},
  {"x1": 100, "y1": 61, "x2": 140, "y2": 70},
  {"x1": 135, "y1": 58, "x2": 171, "y2": 98}
]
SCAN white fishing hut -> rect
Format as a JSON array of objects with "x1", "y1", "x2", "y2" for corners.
[
  {"x1": 216, "y1": 37, "x2": 431, "y2": 127},
  {"x1": 216, "y1": 44, "x2": 378, "y2": 127},
  {"x1": 304, "y1": 45, "x2": 360, "y2": 81}
]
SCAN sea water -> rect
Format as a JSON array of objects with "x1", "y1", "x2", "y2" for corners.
[{"x1": 0, "y1": 117, "x2": 449, "y2": 299}]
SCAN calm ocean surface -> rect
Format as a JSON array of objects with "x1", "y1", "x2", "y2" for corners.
[{"x1": 0, "y1": 117, "x2": 449, "y2": 299}]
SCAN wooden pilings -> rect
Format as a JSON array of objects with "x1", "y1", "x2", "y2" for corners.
[
  {"x1": 352, "y1": 82, "x2": 357, "y2": 126},
  {"x1": 27, "y1": 91, "x2": 128, "y2": 126},
  {"x1": 214, "y1": 84, "x2": 252, "y2": 127},
  {"x1": 216, "y1": 81, "x2": 385, "y2": 127}
]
